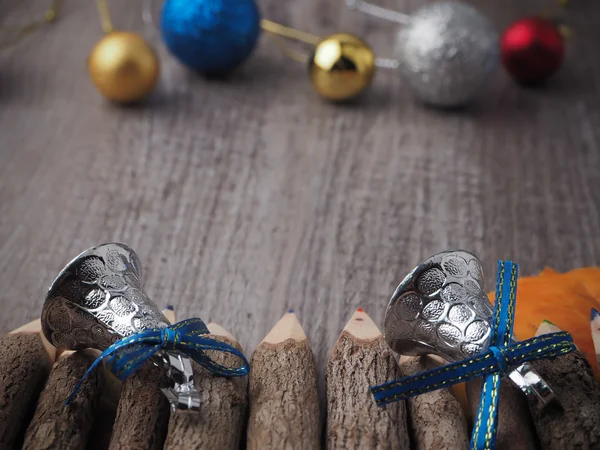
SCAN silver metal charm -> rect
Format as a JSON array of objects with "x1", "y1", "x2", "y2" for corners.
[
  {"x1": 383, "y1": 250, "x2": 554, "y2": 408},
  {"x1": 41, "y1": 243, "x2": 200, "y2": 412}
]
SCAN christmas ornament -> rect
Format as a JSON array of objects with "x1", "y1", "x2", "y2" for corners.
[
  {"x1": 347, "y1": 0, "x2": 499, "y2": 107},
  {"x1": 261, "y1": 20, "x2": 380, "y2": 101},
  {"x1": 160, "y1": 0, "x2": 262, "y2": 74},
  {"x1": 309, "y1": 33, "x2": 375, "y2": 101},
  {"x1": 379, "y1": 250, "x2": 555, "y2": 409},
  {"x1": 151, "y1": 1, "x2": 378, "y2": 101},
  {"x1": 88, "y1": 32, "x2": 159, "y2": 103},
  {"x1": 372, "y1": 257, "x2": 576, "y2": 450},
  {"x1": 501, "y1": 17, "x2": 565, "y2": 85},
  {"x1": 41, "y1": 243, "x2": 202, "y2": 411},
  {"x1": 88, "y1": 0, "x2": 159, "y2": 103}
]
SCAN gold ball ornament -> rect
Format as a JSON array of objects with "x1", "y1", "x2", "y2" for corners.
[
  {"x1": 308, "y1": 33, "x2": 375, "y2": 101},
  {"x1": 88, "y1": 31, "x2": 159, "y2": 104}
]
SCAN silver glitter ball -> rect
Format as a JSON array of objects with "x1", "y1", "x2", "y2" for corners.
[{"x1": 395, "y1": 1, "x2": 499, "y2": 107}]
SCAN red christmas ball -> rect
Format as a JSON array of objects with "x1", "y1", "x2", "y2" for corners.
[{"x1": 501, "y1": 17, "x2": 565, "y2": 85}]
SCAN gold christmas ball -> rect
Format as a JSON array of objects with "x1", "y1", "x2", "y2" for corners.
[
  {"x1": 88, "y1": 31, "x2": 159, "y2": 104},
  {"x1": 308, "y1": 33, "x2": 375, "y2": 101}
]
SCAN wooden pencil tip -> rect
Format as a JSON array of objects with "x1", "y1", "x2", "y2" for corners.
[
  {"x1": 341, "y1": 309, "x2": 381, "y2": 340},
  {"x1": 9, "y1": 318, "x2": 42, "y2": 334},
  {"x1": 166, "y1": 304, "x2": 175, "y2": 311},
  {"x1": 262, "y1": 312, "x2": 306, "y2": 344},
  {"x1": 162, "y1": 307, "x2": 176, "y2": 324},
  {"x1": 10, "y1": 319, "x2": 58, "y2": 363},
  {"x1": 57, "y1": 350, "x2": 75, "y2": 361},
  {"x1": 592, "y1": 308, "x2": 600, "y2": 321},
  {"x1": 535, "y1": 320, "x2": 562, "y2": 337},
  {"x1": 207, "y1": 322, "x2": 236, "y2": 342}
]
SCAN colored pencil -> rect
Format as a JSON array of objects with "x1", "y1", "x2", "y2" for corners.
[
  {"x1": 400, "y1": 355, "x2": 469, "y2": 450},
  {"x1": 108, "y1": 308, "x2": 175, "y2": 450},
  {"x1": 326, "y1": 308, "x2": 410, "y2": 450},
  {"x1": 22, "y1": 349, "x2": 104, "y2": 449},
  {"x1": 0, "y1": 320, "x2": 57, "y2": 448},
  {"x1": 164, "y1": 322, "x2": 248, "y2": 450},
  {"x1": 466, "y1": 374, "x2": 537, "y2": 449},
  {"x1": 527, "y1": 320, "x2": 600, "y2": 449},
  {"x1": 247, "y1": 311, "x2": 320, "y2": 449},
  {"x1": 592, "y1": 308, "x2": 600, "y2": 368}
]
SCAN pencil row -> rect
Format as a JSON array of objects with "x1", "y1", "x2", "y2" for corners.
[{"x1": 2, "y1": 308, "x2": 600, "y2": 450}]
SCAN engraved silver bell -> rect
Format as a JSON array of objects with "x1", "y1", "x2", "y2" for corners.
[
  {"x1": 384, "y1": 250, "x2": 554, "y2": 408},
  {"x1": 41, "y1": 243, "x2": 200, "y2": 412}
]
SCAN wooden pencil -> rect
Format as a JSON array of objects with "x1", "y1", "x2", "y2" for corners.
[
  {"x1": 326, "y1": 308, "x2": 410, "y2": 450},
  {"x1": 86, "y1": 352, "x2": 122, "y2": 450},
  {"x1": 0, "y1": 319, "x2": 57, "y2": 449},
  {"x1": 592, "y1": 308, "x2": 600, "y2": 368},
  {"x1": 164, "y1": 322, "x2": 248, "y2": 450},
  {"x1": 466, "y1": 375, "x2": 538, "y2": 449},
  {"x1": 108, "y1": 308, "x2": 175, "y2": 450},
  {"x1": 399, "y1": 355, "x2": 469, "y2": 450},
  {"x1": 22, "y1": 349, "x2": 104, "y2": 450},
  {"x1": 528, "y1": 320, "x2": 600, "y2": 449},
  {"x1": 247, "y1": 311, "x2": 320, "y2": 450}
]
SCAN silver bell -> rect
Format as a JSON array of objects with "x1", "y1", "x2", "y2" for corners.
[
  {"x1": 384, "y1": 250, "x2": 554, "y2": 408},
  {"x1": 41, "y1": 243, "x2": 200, "y2": 411}
]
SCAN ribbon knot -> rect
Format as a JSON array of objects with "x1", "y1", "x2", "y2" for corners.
[
  {"x1": 160, "y1": 327, "x2": 177, "y2": 349},
  {"x1": 370, "y1": 261, "x2": 576, "y2": 450},
  {"x1": 489, "y1": 346, "x2": 510, "y2": 373},
  {"x1": 66, "y1": 318, "x2": 249, "y2": 405}
]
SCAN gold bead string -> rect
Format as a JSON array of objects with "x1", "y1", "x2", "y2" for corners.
[
  {"x1": 260, "y1": 19, "x2": 321, "y2": 64},
  {"x1": 541, "y1": 0, "x2": 572, "y2": 39},
  {"x1": 259, "y1": 19, "x2": 392, "y2": 69},
  {"x1": 345, "y1": 0, "x2": 411, "y2": 25},
  {"x1": 260, "y1": 19, "x2": 321, "y2": 46},
  {"x1": 96, "y1": 0, "x2": 115, "y2": 34},
  {"x1": 0, "y1": 0, "x2": 60, "y2": 50}
]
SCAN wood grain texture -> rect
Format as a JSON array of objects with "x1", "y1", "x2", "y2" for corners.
[
  {"x1": 529, "y1": 351, "x2": 600, "y2": 449},
  {"x1": 22, "y1": 351, "x2": 103, "y2": 450},
  {"x1": 1, "y1": 0, "x2": 600, "y2": 420},
  {"x1": 0, "y1": 333, "x2": 53, "y2": 449}
]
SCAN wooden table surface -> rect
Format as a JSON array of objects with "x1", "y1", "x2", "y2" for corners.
[{"x1": 1, "y1": 0, "x2": 599, "y2": 385}]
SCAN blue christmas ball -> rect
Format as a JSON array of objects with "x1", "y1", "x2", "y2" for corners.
[{"x1": 161, "y1": 0, "x2": 261, "y2": 74}]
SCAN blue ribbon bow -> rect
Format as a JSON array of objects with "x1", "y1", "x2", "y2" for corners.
[
  {"x1": 67, "y1": 317, "x2": 249, "y2": 405},
  {"x1": 371, "y1": 261, "x2": 576, "y2": 450}
]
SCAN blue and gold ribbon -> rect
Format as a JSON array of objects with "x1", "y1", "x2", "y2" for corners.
[
  {"x1": 66, "y1": 318, "x2": 249, "y2": 405},
  {"x1": 371, "y1": 261, "x2": 576, "y2": 450}
]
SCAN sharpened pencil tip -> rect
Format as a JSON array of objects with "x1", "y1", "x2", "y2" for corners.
[
  {"x1": 535, "y1": 319, "x2": 561, "y2": 336},
  {"x1": 262, "y1": 311, "x2": 306, "y2": 343},
  {"x1": 340, "y1": 308, "x2": 380, "y2": 339},
  {"x1": 592, "y1": 308, "x2": 600, "y2": 320},
  {"x1": 166, "y1": 304, "x2": 174, "y2": 310},
  {"x1": 288, "y1": 308, "x2": 294, "y2": 313}
]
